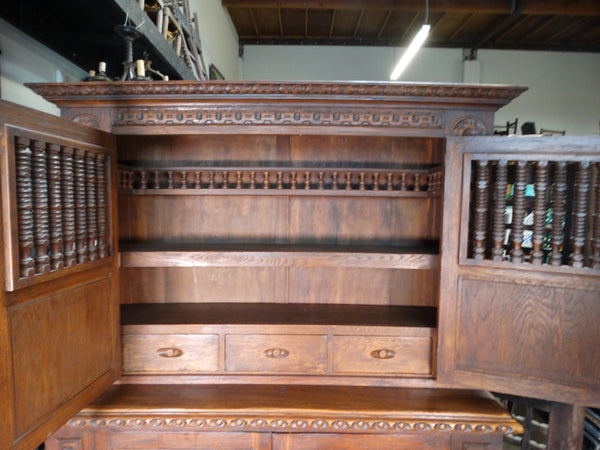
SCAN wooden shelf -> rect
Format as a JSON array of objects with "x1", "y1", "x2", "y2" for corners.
[
  {"x1": 119, "y1": 243, "x2": 439, "y2": 270},
  {"x1": 121, "y1": 303, "x2": 437, "y2": 328}
]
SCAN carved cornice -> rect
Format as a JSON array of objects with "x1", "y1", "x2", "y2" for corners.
[
  {"x1": 26, "y1": 81, "x2": 527, "y2": 104},
  {"x1": 66, "y1": 414, "x2": 518, "y2": 435}
]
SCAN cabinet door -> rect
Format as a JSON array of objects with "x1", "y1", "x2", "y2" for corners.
[
  {"x1": 0, "y1": 100, "x2": 119, "y2": 449},
  {"x1": 438, "y1": 136, "x2": 600, "y2": 406}
]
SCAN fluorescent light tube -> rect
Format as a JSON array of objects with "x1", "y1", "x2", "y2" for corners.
[{"x1": 390, "y1": 24, "x2": 430, "y2": 80}]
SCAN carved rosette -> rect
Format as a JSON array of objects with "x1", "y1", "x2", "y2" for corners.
[
  {"x1": 65, "y1": 415, "x2": 517, "y2": 435},
  {"x1": 112, "y1": 107, "x2": 443, "y2": 130},
  {"x1": 451, "y1": 117, "x2": 489, "y2": 136}
]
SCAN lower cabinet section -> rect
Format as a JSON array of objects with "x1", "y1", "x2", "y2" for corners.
[{"x1": 45, "y1": 384, "x2": 520, "y2": 450}]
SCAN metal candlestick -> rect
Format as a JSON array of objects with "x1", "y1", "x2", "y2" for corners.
[{"x1": 114, "y1": 24, "x2": 141, "y2": 81}]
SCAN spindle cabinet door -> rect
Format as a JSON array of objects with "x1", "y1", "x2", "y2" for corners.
[
  {"x1": 438, "y1": 136, "x2": 600, "y2": 406},
  {"x1": 0, "y1": 100, "x2": 119, "y2": 450}
]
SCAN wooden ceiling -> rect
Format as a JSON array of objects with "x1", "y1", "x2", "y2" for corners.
[{"x1": 224, "y1": 0, "x2": 600, "y2": 53}]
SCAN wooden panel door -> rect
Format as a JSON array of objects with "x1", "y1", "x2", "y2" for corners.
[
  {"x1": 438, "y1": 136, "x2": 600, "y2": 406},
  {"x1": 0, "y1": 100, "x2": 120, "y2": 449}
]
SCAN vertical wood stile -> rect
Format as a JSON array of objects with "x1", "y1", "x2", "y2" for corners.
[
  {"x1": 532, "y1": 161, "x2": 549, "y2": 264},
  {"x1": 15, "y1": 137, "x2": 35, "y2": 277},
  {"x1": 550, "y1": 162, "x2": 568, "y2": 266},
  {"x1": 47, "y1": 143, "x2": 64, "y2": 270},
  {"x1": 592, "y1": 163, "x2": 600, "y2": 269},
  {"x1": 32, "y1": 140, "x2": 50, "y2": 274},
  {"x1": 570, "y1": 162, "x2": 591, "y2": 268},
  {"x1": 85, "y1": 151, "x2": 98, "y2": 262},
  {"x1": 492, "y1": 160, "x2": 508, "y2": 261},
  {"x1": 61, "y1": 147, "x2": 76, "y2": 268},
  {"x1": 511, "y1": 161, "x2": 528, "y2": 263},
  {"x1": 473, "y1": 160, "x2": 490, "y2": 261},
  {"x1": 74, "y1": 149, "x2": 88, "y2": 264},
  {"x1": 96, "y1": 153, "x2": 107, "y2": 259}
]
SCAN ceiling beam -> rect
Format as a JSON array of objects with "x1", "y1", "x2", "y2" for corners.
[
  {"x1": 448, "y1": 12, "x2": 475, "y2": 40},
  {"x1": 473, "y1": 0, "x2": 536, "y2": 49},
  {"x1": 329, "y1": 9, "x2": 336, "y2": 38},
  {"x1": 222, "y1": 0, "x2": 600, "y2": 16},
  {"x1": 377, "y1": 10, "x2": 393, "y2": 40},
  {"x1": 353, "y1": 9, "x2": 364, "y2": 37}
]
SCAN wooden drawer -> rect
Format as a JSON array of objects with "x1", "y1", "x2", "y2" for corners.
[
  {"x1": 332, "y1": 336, "x2": 432, "y2": 376},
  {"x1": 225, "y1": 334, "x2": 327, "y2": 374},
  {"x1": 123, "y1": 334, "x2": 219, "y2": 373}
]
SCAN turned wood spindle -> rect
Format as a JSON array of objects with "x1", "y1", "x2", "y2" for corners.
[
  {"x1": 318, "y1": 172, "x2": 324, "y2": 190},
  {"x1": 15, "y1": 137, "x2": 35, "y2": 277},
  {"x1": 167, "y1": 170, "x2": 174, "y2": 189},
  {"x1": 208, "y1": 171, "x2": 215, "y2": 189},
  {"x1": 304, "y1": 171, "x2": 311, "y2": 190},
  {"x1": 511, "y1": 161, "x2": 528, "y2": 264},
  {"x1": 153, "y1": 171, "x2": 160, "y2": 189},
  {"x1": 180, "y1": 171, "x2": 187, "y2": 189},
  {"x1": 414, "y1": 173, "x2": 421, "y2": 191},
  {"x1": 387, "y1": 173, "x2": 393, "y2": 191},
  {"x1": 373, "y1": 172, "x2": 380, "y2": 191},
  {"x1": 570, "y1": 162, "x2": 591, "y2": 268},
  {"x1": 290, "y1": 171, "x2": 297, "y2": 189},
  {"x1": 332, "y1": 172, "x2": 338, "y2": 190},
  {"x1": 61, "y1": 147, "x2": 76, "y2": 268},
  {"x1": 194, "y1": 171, "x2": 201, "y2": 189},
  {"x1": 48, "y1": 143, "x2": 64, "y2": 270},
  {"x1": 140, "y1": 170, "x2": 148, "y2": 190},
  {"x1": 277, "y1": 171, "x2": 283, "y2": 189},
  {"x1": 222, "y1": 171, "x2": 229, "y2": 189},
  {"x1": 532, "y1": 161, "x2": 549, "y2": 265},
  {"x1": 236, "y1": 171, "x2": 243, "y2": 189},
  {"x1": 359, "y1": 172, "x2": 366, "y2": 190},
  {"x1": 249, "y1": 171, "x2": 256, "y2": 189},
  {"x1": 32, "y1": 140, "x2": 51, "y2": 274},
  {"x1": 74, "y1": 149, "x2": 88, "y2": 264},
  {"x1": 85, "y1": 152, "x2": 98, "y2": 262},
  {"x1": 400, "y1": 173, "x2": 407, "y2": 191},
  {"x1": 96, "y1": 154, "x2": 108, "y2": 259},
  {"x1": 591, "y1": 163, "x2": 600, "y2": 269},
  {"x1": 473, "y1": 160, "x2": 490, "y2": 261},
  {"x1": 550, "y1": 162, "x2": 567, "y2": 266},
  {"x1": 491, "y1": 160, "x2": 508, "y2": 262},
  {"x1": 263, "y1": 171, "x2": 270, "y2": 189},
  {"x1": 345, "y1": 172, "x2": 352, "y2": 190}
]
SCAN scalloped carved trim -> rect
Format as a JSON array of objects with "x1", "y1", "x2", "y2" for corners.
[
  {"x1": 111, "y1": 108, "x2": 443, "y2": 129},
  {"x1": 65, "y1": 415, "x2": 517, "y2": 435},
  {"x1": 26, "y1": 81, "x2": 527, "y2": 102}
]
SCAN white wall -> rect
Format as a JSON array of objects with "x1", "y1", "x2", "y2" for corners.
[
  {"x1": 241, "y1": 45, "x2": 600, "y2": 135},
  {"x1": 0, "y1": 18, "x2": 87, "y2": 115},
  {"x1": 189, "y1": 0, "x2": 239, "y2": 80}
]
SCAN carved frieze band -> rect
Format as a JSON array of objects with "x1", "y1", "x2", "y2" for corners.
[
  {"x1": 66, "y1": 415, "x2": 516, "y2": 435},
  {"x1": 112, "y1": 108, "x2": 443, "y2": 129}
]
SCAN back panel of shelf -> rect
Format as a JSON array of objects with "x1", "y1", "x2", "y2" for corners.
[{"x1": 117, "y1": 134, "x2": 444, "y2": 307}]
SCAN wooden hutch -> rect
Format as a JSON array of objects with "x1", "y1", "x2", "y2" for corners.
[{"x1": 0, "y1": 81, "x2": 598, "y2": 449}]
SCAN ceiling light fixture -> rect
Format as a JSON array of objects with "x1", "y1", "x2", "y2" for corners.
[{"x1": 390, "y1": 0, "x2": 430, "y2": 80}]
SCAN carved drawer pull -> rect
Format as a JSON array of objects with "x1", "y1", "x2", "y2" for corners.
[
  {"x1": 157, "y1": 347, "x2": 184, "y2": 358},
  {"x1": 370, "y1": 349, "x2": 395, "y2": 360},
  {"x1": 263, "y1": 348, "x2": 289, "y2": 359}
]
